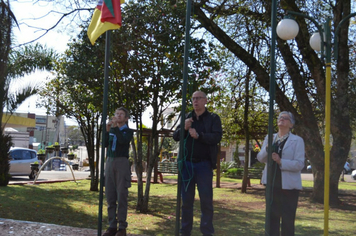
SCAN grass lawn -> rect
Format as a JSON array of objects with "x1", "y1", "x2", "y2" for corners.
[{"x1": 0, "y1": 177, "x2": 355, "y2": 235}]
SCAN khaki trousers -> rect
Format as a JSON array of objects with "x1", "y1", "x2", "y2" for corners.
[{"x1": 105, "y1": 157, "x2": 131, "y2": 230}]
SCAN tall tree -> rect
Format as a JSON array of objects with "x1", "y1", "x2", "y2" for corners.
[
  {"x1": 37, "y1": 30, "x2": 108, "y2": 191},
  {"x1": 0, "y1": 1, "x2": 55, "y2": 186},
  {"x1": 107, "y1": 0, "x2": 220, "y2": 213},
  {"x1": 192, "y1": 0, "x2": 356, "y2": 204}
]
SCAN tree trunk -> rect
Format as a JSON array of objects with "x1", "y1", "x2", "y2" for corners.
[
  {"x1": 92, "y1": 123, "x2": 102, "y2": 192},
  {"x1": 193, "y1": 1, "x2": 353, "y2": 204},
  {"x1": 142, "y1": 127, "x2": 159, "y2": 213},
  {"x1": 241, "y1": 72, "x2": 251, "y2": 193},
  {"x1": 78, "y1": 116, "x2": 99, "y2": 192},
  {"x1": 133, "y1": 114, "x2": 145, "y2": 212},
  {"x1": 142, "y1": 93, "x2": 160, "y2": 213}
]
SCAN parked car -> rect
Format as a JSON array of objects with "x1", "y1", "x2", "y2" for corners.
[
  {"x1": 351, "y1": 170, "x2": 356, "y2": 180},
  {"x1": 9, "y1": 147, "x2": 39, "y2": 179},
  {"x1": 307, "y1": 162, "x2": 351, "y2": 174}
]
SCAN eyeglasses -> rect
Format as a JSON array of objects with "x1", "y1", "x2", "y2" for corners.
[
  {"x1": 278, "y1": 116, "x2": 290, "y2": 121},
  {"x1": 191, "y1": 96, "x2": 205, "y2": 101},
  {"x1": 115, "y1": 112, "x2": 126, "y2": 117}
]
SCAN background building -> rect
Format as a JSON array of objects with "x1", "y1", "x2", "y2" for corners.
[{"x1": 3, "y1": 112, "x2": 67, "y2": 150}]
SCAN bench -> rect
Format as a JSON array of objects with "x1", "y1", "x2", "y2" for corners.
[
  {"x1": 158, "y1": 162, "x2": 178, "y2": 174},
  {"x1": 157, "y1": 162, "x2": 178, "y2": 182},
  {"x1": 231, "y1": 167, "x2": 263, "y2": 187}
]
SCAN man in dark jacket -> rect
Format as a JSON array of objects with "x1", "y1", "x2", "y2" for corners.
[
  {"x1": 103, "y1": 107, "x2": 133, "y2": 236},
  {"x1": 173, "y1": 91, "x2": 222, "y2": 236}
]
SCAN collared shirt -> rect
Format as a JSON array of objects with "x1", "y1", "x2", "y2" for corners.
[{"x1": 106, "y1": 125, "x2": 133, "y2": 158}]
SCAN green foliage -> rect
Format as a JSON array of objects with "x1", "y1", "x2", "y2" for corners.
[
  {"x1": 251, "y1": 161, "x2": 265, "y2": 169},
  {"x1": 108, "y1": 0, "x2": 221, "y2": 119},
  {"x1": 223, "y1": 167, "x2": 242, "y2": 178},
  {"x1": 5, "y1": 44, "x2": 57, "y2": 113},
  {"x1": 0, "y1": 130, "x2": 13, "y2": 186},
  {"x1": 0, "y1": 2, "x2": 56, "y2": 135},
  {"x1": 37, "y1": 149, "x2": 46, "y2": 154},
  {"x1": 37, "y1": 0, "x2": 220, "y2": 195},
  {"x1": 0, "y1": 0, "x2": 13, "y2": 121},
  {"x1": 223, "y1": 166, "x2": 263, "y2": 179},
  {"x1": 220, "y1": 161, "x2": 239, "y2": 172},
  {"x1": 7, "y1": 43, "x2": 57, "y2": 78},
  {"x1": 113, "y1": 0, "x2": 219, "y2": 212},
  {"x1": 191, "y1": 0, "x2": 356, "y2": 202},
  {"x1": 66, "y1": 127, "x2": 85, "y2": 146},
  {"x1": 233, "y1": 151, "x2": 241, "y2": 166}
]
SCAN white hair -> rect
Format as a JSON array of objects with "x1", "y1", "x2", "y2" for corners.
[{"x1": 278, "y1": 111, "x2": 295, "y2": 126}]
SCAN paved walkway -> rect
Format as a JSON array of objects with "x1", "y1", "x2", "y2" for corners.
[
  {"x1": 0, "y1": 218, "x2": 150, "y2": 236},
  {"x1": 0, "y1": 218, "x2": 101, "y2": 236}
]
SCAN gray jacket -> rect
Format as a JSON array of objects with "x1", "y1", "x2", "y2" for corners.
[{"x1": 257, "y1": 133, "x2": 305, "y2": 190}]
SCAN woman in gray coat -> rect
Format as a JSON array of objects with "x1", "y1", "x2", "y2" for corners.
[{"x1": 257, "y1": 111, "x2": 305, "y2": 236}]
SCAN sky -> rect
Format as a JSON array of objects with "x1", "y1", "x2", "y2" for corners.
[
  {"x1": 10, "y1": 1, "x2": 154, "y2": 128},
  {"x1": 10, "y1": 1, "x2": 74, "y2": 123},
  {"x1": 9, "y1": 1, "x2": 154, "y2": 128}
]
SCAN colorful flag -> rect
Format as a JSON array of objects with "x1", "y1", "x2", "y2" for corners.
[{"x1": 87, "y1": 0, "x2": 124, "y2": 45}]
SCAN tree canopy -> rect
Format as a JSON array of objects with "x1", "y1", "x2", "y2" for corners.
[
  {"x1": 193, "y1": 0, "x2": 356, "y2": 204},
  {"x1": 13, "y1": 0, "x2": 356, "y2": 204}
]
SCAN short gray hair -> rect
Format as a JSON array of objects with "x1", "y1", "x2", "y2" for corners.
[
  {"x1": 116, "y1": 107, "x2": 130, "y2": 118},
  {"x1": 278, "y1": 111, "x2": 295, "y2": 126}
]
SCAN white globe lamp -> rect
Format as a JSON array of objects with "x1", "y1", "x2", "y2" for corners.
[
  {"x1": 276, "y1": 19, "x2": 299, "y2": 40},
  {"x1": 309, "y1": 32, "x2": 321, "y2": 51}
]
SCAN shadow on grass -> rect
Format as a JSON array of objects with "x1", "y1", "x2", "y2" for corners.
[
  {"x1": 0, "y1": 182, "x2": 101, "y2": 230},
  {"x1": 132, "y1": 186, "x2": 266, "y2": 235},
  {"x1": 1, "y1": 180, "x2": 355, "y2": 236},
  {"x1": 131, "y1": 185, "x2": 356, "y2": 236}
]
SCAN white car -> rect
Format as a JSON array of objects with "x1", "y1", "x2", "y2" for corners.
[
  {"x1": 9, "y1": 147, "x2": 39, "y2": 179},
  {"x1": 351, "y1": 170, "x2": 356, "y2": 180},
  {"x1": 307, "y1": 162, "x2": 351, "y2": 174}
]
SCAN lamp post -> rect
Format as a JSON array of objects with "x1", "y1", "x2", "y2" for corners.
[
  {"x1": 264, "y1": 1, "x2": 278, "y2": 235},
  {"x1": 276, "y1": 10, "x2": 356, "y2": 236}
]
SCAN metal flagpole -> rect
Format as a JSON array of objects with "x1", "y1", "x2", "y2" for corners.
[
  {"x1": 265, "y1": 0, "x2": 278, "y2": 235},
  {"x1": 175, "y1": 0, "x2": 192, "y2": 235},
  {"x1": 98, "y1": 30, "x2": 111, "y2": 236}
]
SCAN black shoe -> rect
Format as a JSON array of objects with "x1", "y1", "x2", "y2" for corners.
[
  {"x1": 102, "y1": 227, "x2": 117, "y2": 236},
  {"x1": 115, "y1": 228, "x2": 127, "y2": 236}
]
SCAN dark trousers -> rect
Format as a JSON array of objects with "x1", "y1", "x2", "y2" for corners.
[
  {"x1": 270, "y1": 188, "x2": 299, "y2": 236},
  {"x1": 180, "y1": 160, "x2": 214, "y2": 236}
]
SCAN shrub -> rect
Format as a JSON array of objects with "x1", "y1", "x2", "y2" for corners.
[
  {"x1": 223, "y1": 168, "x2": 243, "y2": 179},
  {"x1": 0, "y1": 131, "x2": 13, "y2": 186},
  {"x1": 251, "y1": 162, "x2": 265, "y2": 170},
  {"x1": 220, "y1": 161, "x2": 238, "y2": 173},
  {"x1": 37, "y1": 149, "x2": 46, "y2": 154}
]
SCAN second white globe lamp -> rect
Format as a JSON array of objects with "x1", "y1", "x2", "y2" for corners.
[
  {"x1": 276, "y1": 18, "x2": 300, "y2": 40},
  {"x1": 309, "y1": 32, "x2": 322, "y2": 51}
]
